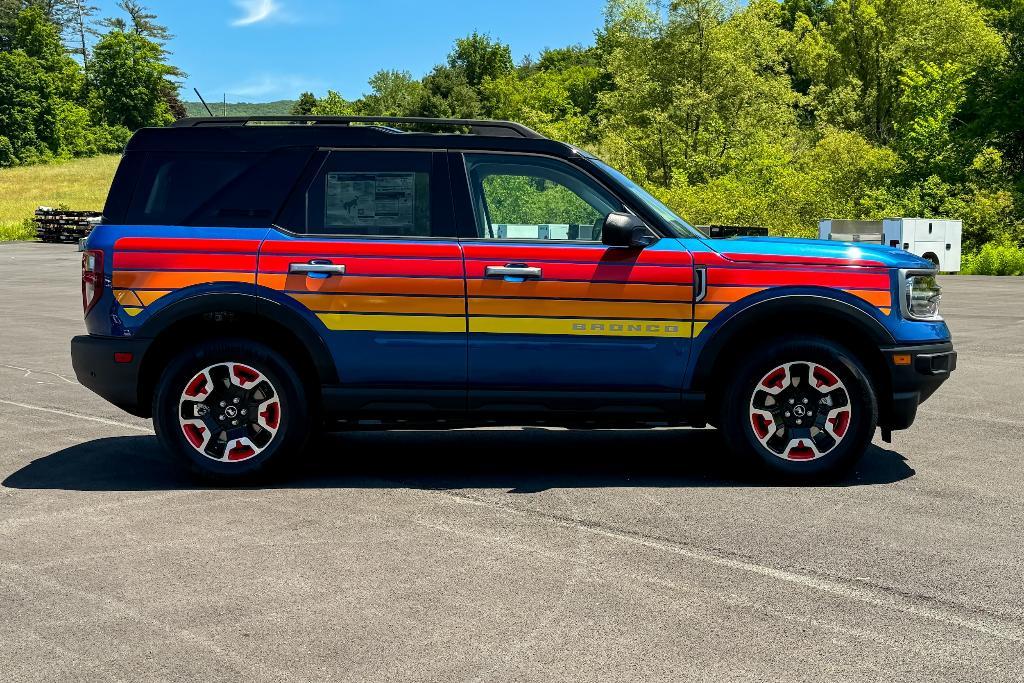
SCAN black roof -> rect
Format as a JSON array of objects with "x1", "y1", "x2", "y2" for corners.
[{"x1": 126, "y1": 116, "x2": 578, "y2": 157}]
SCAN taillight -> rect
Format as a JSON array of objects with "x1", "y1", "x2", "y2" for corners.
[{"x1": 82, "y1": 249, "x2": 104, "y2": 316}]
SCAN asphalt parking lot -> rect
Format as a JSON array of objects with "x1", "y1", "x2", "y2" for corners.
[{"x1": 1, "y1": 241, "x2": 1022, "y2": 681}]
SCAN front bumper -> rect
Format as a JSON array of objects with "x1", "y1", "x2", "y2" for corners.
[
  {"x1": 71, "y1": 335, "x2": 153, "y2": 417},
  {"x1": 880, "y1": 341, "x2": 957, "y2": 431}
]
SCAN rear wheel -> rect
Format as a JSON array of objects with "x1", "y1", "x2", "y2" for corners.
[
  {"x1": 153, "y1": 339, "x2": 311, "y2": 481},
  {"x1": 720, "y1": 337, "x2": 878, "y2": 480}
]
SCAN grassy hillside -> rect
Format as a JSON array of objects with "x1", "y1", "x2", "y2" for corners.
[
  {"x1": 183, "y1": 100, "x2": 297, "y2": 117},
  {"x1": 0, "y1": 155, "x2": 121, "y2": 240}
]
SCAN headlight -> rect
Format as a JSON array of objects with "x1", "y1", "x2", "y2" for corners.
[{"x1": 904, "y1": 273, "x2": 942, "y2": 320}]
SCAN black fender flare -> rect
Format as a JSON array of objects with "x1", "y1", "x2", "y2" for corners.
[
  {"x1": 136, "y1": 291, "x2": 337, "y2": 384},
  {"x1": 690, "y1": 293, "x2": 895, "y2": 391}
]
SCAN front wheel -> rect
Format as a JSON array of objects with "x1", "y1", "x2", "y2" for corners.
[
  {"x1": 153, "y1": 339, "x2": 311, "y2": 481},
  {"x1": 720, "y1": 337, "x2": 878, "y2": 480}
]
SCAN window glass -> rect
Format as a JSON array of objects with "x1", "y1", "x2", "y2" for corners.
[
  {"x1": 307, "y1": 152, "x2": 431, "y2": 236},
  {"x1": 465, "y1": 154, "x2": 622, "y2": 241},
  {"x1": 588, "y1": 157, "x2": 705, "y2": 238},
  {"x1": 126, "y1": 153, "x2": 251, "y2": 225}
]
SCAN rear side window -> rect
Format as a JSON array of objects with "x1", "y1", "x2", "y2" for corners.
[
  {"x1": 303, "y1": 151, "x2": 435, "y2": 237},
  {"x1": 124, "y1": 149, "x2": 312, "y2": 227}
]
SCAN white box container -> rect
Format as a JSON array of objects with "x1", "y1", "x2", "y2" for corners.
[{"x1": 818, "y1": 218, "x2": 962, "y2": 272}]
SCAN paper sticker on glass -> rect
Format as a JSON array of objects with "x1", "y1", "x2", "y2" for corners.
[{"x1": 325, "y1": 172, "x2": 426, "y2": 235}]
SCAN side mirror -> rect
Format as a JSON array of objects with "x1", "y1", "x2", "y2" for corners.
[{"x1": 602, "y1": 212, "x2": 658, "y2": 248}]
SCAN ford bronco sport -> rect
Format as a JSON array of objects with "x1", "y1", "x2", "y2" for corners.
[{"x1": 71, "y1": 116, "x2": 957, "y2": 480}]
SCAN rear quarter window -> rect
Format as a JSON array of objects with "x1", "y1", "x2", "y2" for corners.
[{"x1": 124, "y1": 149, "x2": 312, "y2": 227}]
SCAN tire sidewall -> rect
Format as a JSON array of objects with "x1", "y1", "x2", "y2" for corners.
[
  {"x1": 722, "y1": 337, "x2": 878, "y2": 478},
  {"x1": 153, "y1": 339, "x2": 310, "y2": 480}
]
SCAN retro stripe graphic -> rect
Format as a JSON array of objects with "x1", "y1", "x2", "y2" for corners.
[
  {"x1": 258, "y1": 240, "x2": 467, "y2": 333},
  {"x1": 111, "y1": 237, "x2": 894, "y2": 335},
  {"x1": 111, "y1": 237, "x2": 261, "y2": 317},
  {"x1": 461, "y1": 244, "x2": 696, "y2": 338}
]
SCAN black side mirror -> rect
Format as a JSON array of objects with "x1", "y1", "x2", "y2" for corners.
[{"x1": 602, "y1": 212, "x2": 658, "y2": 248}]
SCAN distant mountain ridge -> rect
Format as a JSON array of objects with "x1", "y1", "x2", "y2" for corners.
[{"x1": 183, "y1": 100, "x2": 298, "y2": 117}]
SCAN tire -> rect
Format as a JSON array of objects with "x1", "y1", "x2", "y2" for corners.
[
  {"x1": 719, "y1": 336, "x2": 878, "y2": 480},
  {"x1": 152, "y1": 338, "x2": 312, "y2": 482}
]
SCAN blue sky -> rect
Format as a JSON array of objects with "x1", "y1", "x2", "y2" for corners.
[{"x1": 91, "y1": 0, "x2": 607, "y2": 102}]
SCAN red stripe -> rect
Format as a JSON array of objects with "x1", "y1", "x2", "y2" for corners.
[
  {"x1": 465, "y1": 261, "x2": 693, "y2": 284},
  {"x1": 721, "y1": 252, "x2": 886, "y2": 267},
  {"x1": 463, "y1": 244, "x2": 693, "y2": 266},
  {"x1": 114, "y1": 237, "x2": 261, "y2": 253},
  {"x1": 707, "y1": 267, "x2": 890, "y2": 289},
  {"x1": 113, "y1": 252, "x2": 258, "y2": 271},
  {"x1": 261, "y1": 240, "x2": 461, "y2": 258},
  {"x1": 258, "y1": 255, "x2": 464, "y2": 278}
]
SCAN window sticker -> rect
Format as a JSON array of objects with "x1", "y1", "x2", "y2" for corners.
[{"x1": 325, "y1": 172, "x2": 417, "y2": 230}]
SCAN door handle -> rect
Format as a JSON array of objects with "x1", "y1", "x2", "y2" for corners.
[
  {"x1": 290, "y1": 261, "x2": 346, "y2": 276},
  {"x1": 485, "y1": 263, "x2": 543, "y2": 280}
]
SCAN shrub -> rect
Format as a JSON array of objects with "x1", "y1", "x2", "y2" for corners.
[
  {"x1": 0, "y1": 217, "x2": 37, "y2": 241},
  {"x1": 962, "y1": 243, "x2": 1024, "y2": 275}
]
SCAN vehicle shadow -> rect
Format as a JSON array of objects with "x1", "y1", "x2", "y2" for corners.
[{"x1": 2, "y1": 427, "x2": 915, "y2": 492}]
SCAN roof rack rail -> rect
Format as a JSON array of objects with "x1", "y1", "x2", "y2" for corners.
[{"x1": 170, "y1": 116, "x2": 546, "y2": 139}]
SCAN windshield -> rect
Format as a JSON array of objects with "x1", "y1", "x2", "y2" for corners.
[{"x1": 588, "y1": 158, "x2": 706, "y2": 238}]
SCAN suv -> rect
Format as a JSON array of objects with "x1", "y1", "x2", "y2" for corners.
[{"x1": 71, "y1": 116, "x2": 957, "y2": 480}]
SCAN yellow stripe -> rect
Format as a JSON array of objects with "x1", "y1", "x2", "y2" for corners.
[
  {"x1": 122, "y1": 307, "x2": 144, "y2": 317},
  {"x1": 317, "y1": 313, "x2": 465, "y2": 333},
  {"x1": 692, "y1": 322, "x2": 708, "y2": 336},
  {"x1": 470, "y1": 317, "x2": 694, "y2": 338}
]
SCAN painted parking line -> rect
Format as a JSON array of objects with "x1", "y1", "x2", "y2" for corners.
[{"x1": 0, "y1": 399, "x2": 152, "y2": 433}]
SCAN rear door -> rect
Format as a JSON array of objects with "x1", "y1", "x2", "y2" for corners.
[
  {"x1": 453, "y1": 152, "x2": 695, "y2": 415},
  {"x1": 258, "y1": 149, "x2": 467, "y2": 412}
]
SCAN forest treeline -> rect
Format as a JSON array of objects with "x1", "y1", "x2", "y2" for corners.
[
  {"x1": 3, "y1": 0, "x2": 1024, "y2": 255},
  {"x1": 300, "y1": 0, "x2": 1023, "y2": 251},
  {"x1": 0, "y1": 0, "x2": 181, "y2": 167}
]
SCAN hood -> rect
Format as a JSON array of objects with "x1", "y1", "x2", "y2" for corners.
[{"x1": 702, "y1": 236, "x2": 933, "y2": 269}]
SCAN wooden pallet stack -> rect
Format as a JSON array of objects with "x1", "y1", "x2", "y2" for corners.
[{"x1": 33, "y1": 207, "x2": 102, "y2": 243}]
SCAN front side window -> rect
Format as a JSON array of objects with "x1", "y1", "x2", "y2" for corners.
[
  {"x1": 307, "y1": 151, "x2": 432, "y2": 237},
  {"x1": 464, "y1": 154, "x2": 622, "y2": 241}
]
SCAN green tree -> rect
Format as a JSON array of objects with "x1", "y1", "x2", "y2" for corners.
[
  {"x1": 357, "y1": 70, "x2": 423, "y2": 117},
  {"x1": 448, "y1": 31, "x2": 514, "y2": 89},
  {"x1": 598, "y1": 0, "x2": 799, "y2": 186},
  {"x1": 791, "y1": 0, "x2": 1003, "y2": 143},
  {"x1": 309, "y1": 90, "x2": 354, "y2": 116},
  {"x1": 291, "y1": 91, "x2": 317, "y2": 115},
  {"x1": 89, "y1": 27, "x2": 175, "y2": 129}
]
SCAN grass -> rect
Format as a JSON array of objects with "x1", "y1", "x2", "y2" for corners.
[
  {"x1": 0, "y1": 155, "x2": 120, "y2": 241},
  {"x1": 961, "y1": 242, "x2": 1024, "y2": 275}
]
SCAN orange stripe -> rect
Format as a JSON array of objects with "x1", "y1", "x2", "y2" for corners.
[
  {"x1": 137, "y1": 290, "x2": 171, "y2": 306},
  {"x1": 113, "y1": 289, "x2": 143, "y2": 307},
  {"x1": 290, "y1": 294, "x2": 464, "y2": 315},
  {"x1": 113, "y1": 271, "x2": 254, "y2": 289},
  {"x1": 705, "y1": 286, "x2": 891, "y2": 310},
  {"x1": 847, "y1": 289, "x2": 892, "y2": 307},
  {"x1": 258, "y1": 274, "x2": 465, "y2": 297},
  {"x1": 469, "y1": 279, "x2": 693, "y2": 302},
  {"x1": 694, "y1": 303, "x2": 728, "y2": 320},
  {"x1": 470, "y1": 298, "x2": 690, "y2": 320},
  {"x1": 704, "y1": 286, "x2": 766, "y2": 303}
]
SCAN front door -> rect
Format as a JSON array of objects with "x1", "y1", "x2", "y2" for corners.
[
  {"x1": 454, "y1": 152, "x2": 695, "y2": 415},
  {"x1": 258, "y1": 150, "x2": 466, "y2": 412}
]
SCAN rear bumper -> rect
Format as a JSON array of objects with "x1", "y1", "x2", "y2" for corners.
[
  {"x1": 71, "y1": 335, "x2": 153, "y2": 417},
  {"x1": 880, "y1": 341, "x2": 957, "y2": 431}
]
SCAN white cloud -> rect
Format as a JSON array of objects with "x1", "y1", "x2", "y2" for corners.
[
  {"x1": 231, "y1": 0, "x2": 282, "y2": 27},
  {"x1": 218, "y1": 73, "x2": 323, "y2": 100}
]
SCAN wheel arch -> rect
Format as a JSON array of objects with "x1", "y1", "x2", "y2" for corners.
[
  {"x1": 135, "y1": 292, "x2": 336, "y2": 417},
  {"x1": 693, "y1": 294, "x2": 895, "y2": 418}
]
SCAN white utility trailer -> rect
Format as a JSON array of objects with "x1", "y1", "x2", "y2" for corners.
[{"x1": 818, "y1": 218, "x2": 962, "y2": 272}]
